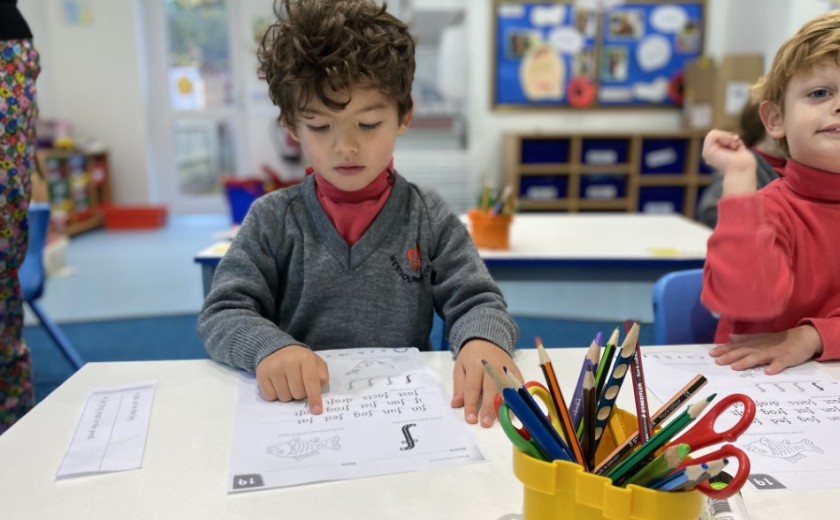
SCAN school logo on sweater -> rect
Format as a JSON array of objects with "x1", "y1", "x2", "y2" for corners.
[
  {"x1": 390, "y1": 242, "x2": 431, "y2": 283},
  {"x1": 406, "y1": 242, "x2": 422, "y2": 272}
]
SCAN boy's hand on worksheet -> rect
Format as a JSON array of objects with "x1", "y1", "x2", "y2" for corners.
[
  {"x1": 452, "y1": 340, "x2": 522, "y2": 428},
  {"x1": 256, "y1": 345, "x2": 330, "y2": 414},
  {"x1": 702, "y1": 129, "x2": 758, "y2": 196},
  {"x1": 709, "y1": 325, "x2": 823, "y2": 375}
]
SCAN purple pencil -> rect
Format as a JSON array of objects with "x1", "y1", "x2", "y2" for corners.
[{"x1": 571, "y1": 335, "x2": 601, "y2": 432}]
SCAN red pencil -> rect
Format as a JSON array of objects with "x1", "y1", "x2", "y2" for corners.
[{"x1": 625, "y1": 320, "x2": 652, "y2": 442}]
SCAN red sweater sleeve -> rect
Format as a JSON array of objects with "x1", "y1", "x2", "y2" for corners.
[
  {"x1": 701, "y1": 195, "x2": 794, "y2": 320},
  {"x1": 803, "y1": 314, "x2": 840, "y2": 361}
]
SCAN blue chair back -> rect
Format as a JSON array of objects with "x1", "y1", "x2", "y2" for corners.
[
  {"x1": 19, "y1": 202, "x2": 50, "y2": 301},
  {"x1": 18, "y1": 203, "x2": 85, "y2": 371},
  {"x1": 652, "y1": 268, "x2": 718, "y2": 345}
]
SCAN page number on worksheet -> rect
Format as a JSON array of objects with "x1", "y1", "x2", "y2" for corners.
[{"x1": 233, "y1": 474, "x2": 265, "y2": 490}]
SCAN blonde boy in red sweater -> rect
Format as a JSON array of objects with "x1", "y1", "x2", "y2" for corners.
[{"x1": 702, "y1": 11, "x2": 840, "y2": 374}]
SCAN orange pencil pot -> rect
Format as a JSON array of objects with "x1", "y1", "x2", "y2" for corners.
[
  {"x1": 467, "y1": 209, "x2": 513, "y2": 250},
  {"x1": 512, "y1": 409, "x2": 704, "y2": 520}
]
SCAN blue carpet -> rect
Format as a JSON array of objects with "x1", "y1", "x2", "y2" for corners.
[
  {"x1": 23, "y1": 314, "x2": 653, "y2": 402},
  {"x1": 24, "y1": 314, "x2": 208, "y2": 401}
]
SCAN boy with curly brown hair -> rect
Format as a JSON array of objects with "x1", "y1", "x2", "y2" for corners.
[{"x1": 199, "y1": 0, "x2": 520, "y2": 427}]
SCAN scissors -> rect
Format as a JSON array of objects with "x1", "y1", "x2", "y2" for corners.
[
  {"x1": 666, "y1": 393, "x2": 756, "y2": 500},
  {"x1": 494, "y1": 381, "x2": 567, "y2": 461}
]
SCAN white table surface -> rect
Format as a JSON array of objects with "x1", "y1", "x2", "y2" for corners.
[
  {"x1": 196, "y1": 213, "x2": 710, "y2": 264},
  {"x1": 475, "y1": 213, "x2": 709, "y2": 261},
  {"x1": 2, "y1": 346, "x2": 838, "y2": 519}
]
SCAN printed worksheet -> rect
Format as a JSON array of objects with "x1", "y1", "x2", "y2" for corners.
[
  {"x1": 57, "y1": 381, "x2": 156, "y2": 478},
  {"x1": 642, "y1": 348, "x2": 840, "y2": 491},
  {"x1": 228, "y1": 348, "x2": 485, "y2": 492}
]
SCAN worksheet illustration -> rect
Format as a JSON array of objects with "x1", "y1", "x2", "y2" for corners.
[
  {"x1": 228, "y1": 348, "x2": 485, "y2": 492},
  {"x1": 642, "y1": 348, "x2": 840, "y2": 491}
]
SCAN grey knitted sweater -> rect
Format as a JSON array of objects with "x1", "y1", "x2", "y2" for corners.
[{"x1": 198, "y1": 172, "x2": 518, "y2": 370}]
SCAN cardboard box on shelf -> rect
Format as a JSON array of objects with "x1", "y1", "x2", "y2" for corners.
[{"x1": 683, "y1": 54, "x2": 765, "y2": 132}]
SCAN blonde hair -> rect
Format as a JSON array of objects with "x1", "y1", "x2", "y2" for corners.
[
  {"x1": 752, "y1": 10, "x2": 840, "y2": 108},
  {"x1": 751, "y1": 10, "x2": 840, "y2": 153}
]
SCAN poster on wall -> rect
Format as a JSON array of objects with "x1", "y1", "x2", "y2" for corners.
[{"x1": 492, "y1": 0, "x2": 705, "y2": 109}]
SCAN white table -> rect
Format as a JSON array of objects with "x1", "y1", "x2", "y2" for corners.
[
  {"x1": 195, "y1": 214, "x2": 711, "y2": 322},
  {"x1": 1, "y1": 347, "x2": 837, "y2": 519}
]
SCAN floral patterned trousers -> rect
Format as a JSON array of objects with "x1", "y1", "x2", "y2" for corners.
[{"x1": 1, "y1": 39, "x2": 39, "y2": 434}]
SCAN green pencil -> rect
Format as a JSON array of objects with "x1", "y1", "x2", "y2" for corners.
[
  {"x1": 595, "y1": 327, "x2": 620, "y2": 399},
  {"x1": 606, "y1": 394, "x2": 715, "y2": 484},
  {"x1": 622, "y1": 443, "x2": 690, "y2": 487}
]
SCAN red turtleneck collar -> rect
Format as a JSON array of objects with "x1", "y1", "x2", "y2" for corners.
[
  {"x1": 783, "y1": 159, "x2": 840, "y2": 203},
  {"x1": 310, "y1": 164, "x2": 395, "y2": 245},
  {"x1": 753, "y1": 148, "x2": 787, "y2": 175}
]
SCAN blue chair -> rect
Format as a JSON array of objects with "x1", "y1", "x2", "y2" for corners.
[
  {"x1": 651, "y1": 268, "x2": 718, "y2": 345},
  {"x1": 429, "y1": 313, "x2": 449, "y2": 351},
  {"x1": 18, "y1": 203, "x2": 85, "y2": 371}
]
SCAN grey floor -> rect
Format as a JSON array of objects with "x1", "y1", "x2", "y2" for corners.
[{"x1": 27, "y1": 213, "x2": 655, "y2": 328}]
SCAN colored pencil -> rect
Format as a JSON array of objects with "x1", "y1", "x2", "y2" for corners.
[
  {"x1": 595, "y1": 327, "x2": 620, "y2": 399},
  {"x1": 651, "y1": 458, "x2": 728, "y2": 491},
  {"x1": 592, "y1": 323, "x2": 640, "y2": 451},
  {"x1": 650, "y1": 463, "x2": 708, "y2": 491},
  {"x1": 670, "y1": 458, "x2": 728, "y2": 491},
  {"x1": 536, "y1": 338, "x2": 588, "y2": 469},
  {"x1": 481, "y1": 360, "x2": 571, "y2": 462},
  {"x1": 478, "y1": 181, "x2": 494, "y2": 211},
  {"x1": 625, "y1": 320, "x2": 651, "y2": 443},
  {"x1": 582, "y1": 365, "x2": 598, "y2": 468},
  {"x1": 606, "y1": 394, "x2": 715, "y2": 484},
  {"x1": 622, "y1": 443, "x2": 690, "y2": 488},
  {"x1": 571, "y1": 335, "x2": 601, "y2": 432},
  {"x1": 594, "y1": 374, "x2": 707, "y2": 475},
  {"x1": 490, "y1": 185, "x2": 513, "y2": 216},
  {"x1": 502, "y1": 368, "x2": 574, "y2": 461}
]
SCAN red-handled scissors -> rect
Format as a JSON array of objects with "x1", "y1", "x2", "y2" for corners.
[{"x1": 667, "y1": 393, "x2": 756, "y2": 499}]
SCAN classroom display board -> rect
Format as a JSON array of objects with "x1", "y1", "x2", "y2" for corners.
[{"x1": 493, "y1": 0, "x2": 705, "y2": 109}]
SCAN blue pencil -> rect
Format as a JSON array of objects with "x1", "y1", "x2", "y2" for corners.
[
  {"x1": 503, "y1": 369, "x2": 575, "y2": 461},
  {"x1": 670, "y1": 458, "x2": 728, "y2": 491},
  {"x1": 482, "y1": 361, "x2": 572, "y2": 462},
  {"x1": 648, "y1": 460, "x2": 725, "y2": 491}
]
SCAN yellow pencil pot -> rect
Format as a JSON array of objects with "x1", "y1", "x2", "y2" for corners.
[{"x1": 512, "y1": 409, "x2": 704, "y2": 520}]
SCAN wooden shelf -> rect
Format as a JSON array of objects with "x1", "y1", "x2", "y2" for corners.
[
  {"x1": 34, "y1": 148, "x2": 111, "y2": 236},
  {"x1": 503, "y1": 131, "x2": 709, "y2": 219}
]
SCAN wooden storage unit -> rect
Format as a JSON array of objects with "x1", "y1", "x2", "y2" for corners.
[
  {"x1": 35, "y1": 149, "x2": 111, "y2": 236},
  {"x1": 503, "y1": 131, "x2": 713, "y2": 219}
]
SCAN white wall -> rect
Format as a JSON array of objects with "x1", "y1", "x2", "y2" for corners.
[
  {"x1": 19, "y1": 0, "x2": 153, "y2": 206},
  {"x1": 17, "y1": 0, "x2": 838, "y2": 209}
]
